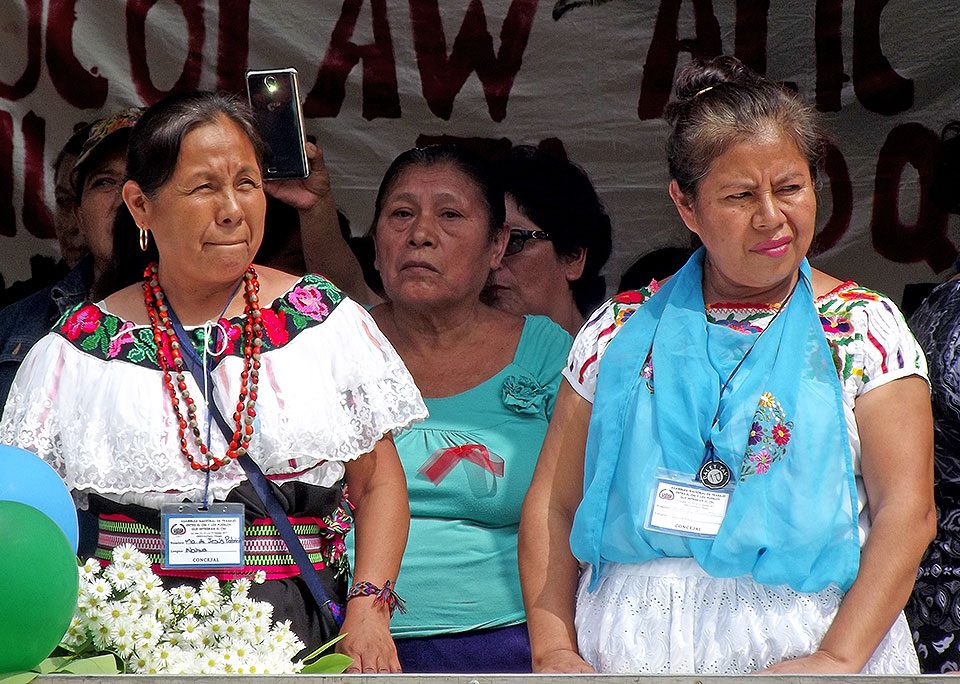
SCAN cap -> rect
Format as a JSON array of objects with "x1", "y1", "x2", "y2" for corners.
[{"x1": 73, "y1": 107, "x2": 143, "y2": 172}]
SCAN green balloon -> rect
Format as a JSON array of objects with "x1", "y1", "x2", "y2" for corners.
[{"x1": 0, "y1": 500, "x2": 79, "y2": 673}]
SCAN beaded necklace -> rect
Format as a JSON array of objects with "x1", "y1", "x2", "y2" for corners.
[{"x1": 142, "y1": 262, "x2": 262, "y2": 472}]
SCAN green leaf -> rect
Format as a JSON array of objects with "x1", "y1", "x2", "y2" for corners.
[
  {"x1": 60, "y1": 654, "x2": 120, "y2": 675},
  {"x1": 301, "y1": 632, "x2": 348, "y2": 663},
  {"x1": 0, "y1": 673, "x2": 38, "y2": 684},
  {"x1": 300, "y1": 653, "x2": 353, "y2": 674},
  {"x1": 37, "y1": 656, "x2": 74, "y2": 674}
]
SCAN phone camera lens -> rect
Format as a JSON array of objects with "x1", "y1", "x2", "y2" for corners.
[{"x1": 264, "y1": 75, "x2": 278, "y2": 93}]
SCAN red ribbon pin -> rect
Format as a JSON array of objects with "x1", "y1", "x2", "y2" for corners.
[{"x1": 418, "y1": 443, "x2": 505, "y2": 485}]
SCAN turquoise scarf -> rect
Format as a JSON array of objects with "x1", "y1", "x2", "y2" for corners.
[{"x1": 570, "y1": 248, "x2": 859, "y2": 592}]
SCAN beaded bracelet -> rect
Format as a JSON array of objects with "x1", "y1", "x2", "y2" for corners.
[{"x1": 346, "y1": 579, "x2": 407, "y2": 615}]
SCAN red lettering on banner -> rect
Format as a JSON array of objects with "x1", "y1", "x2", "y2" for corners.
[
  {"x1": 47, "y1": 0, "x2": 108, "y2": 109},
  {"x1": 853, "y1": 0, "x2": 912, "y2": 115},
  {"x1": 734, "y1": 0, "x2": 768, "y2": 74},
  {"x1": 304, "y1": 0, "x2": 401, "y2": 120},
  {"x1": 872, "y1": 123, "x2": 953, "y2": 270},
  {"x1": 814, "y1": 0, "x2": 845, "y2": 112},
  {"x1": 0, "y1": 0, "x2": 42, "y2": 102},
  {"x1": 638, "y1": 0, "x2": 722, "y2": 120},
  {"x1": 21, "y1": 112, "x2": 53, "y2": 239},
  {"x1": 409, "y1": 0, "x2": 539, "y2": 122},
  {"x1": 127, "y1": 0, "x2": 205, "y2": 105},
  {"x1": 215, "y1": 0, "x2": 251, "y2": 94},
  {"x1": 0, "y1": 111, "x2": 15, "y2": 236},
  {"x1": 810, "y1": 143, "x2": 852, "y2": 256}
]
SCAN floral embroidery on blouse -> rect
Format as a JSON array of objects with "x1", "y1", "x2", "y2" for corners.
[
  {"x1": 740, "y1": 391, "x2": 794, "y2": 479},
  {"x1": 55, "y1": 274, "x2": 343, "y2": 368},
  {"x1": 501, "y1": 375, "x2": 548, "y2": 415}
]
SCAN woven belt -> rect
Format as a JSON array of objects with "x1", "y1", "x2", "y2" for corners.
[{"x1": 96, "y1": 509, "x2": 351, "y2": 581}]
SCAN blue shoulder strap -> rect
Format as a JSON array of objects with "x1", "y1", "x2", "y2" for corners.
[{"x1": 168, "y1": 314, "x2": 344, "y2": 628}]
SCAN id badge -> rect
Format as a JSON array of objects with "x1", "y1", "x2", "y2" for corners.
[
  {"x1": 644, "y1": 468, "x2": 732, "y2": 539},
  {"x1": 161, "y1": 502, "x2": 245, "y2": 569}
]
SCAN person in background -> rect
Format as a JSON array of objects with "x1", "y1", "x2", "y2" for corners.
[
  {"x1": 484, "y1": 145, "x2": 612, "y2": 337},
  {"x1": 0, "y1": 91, "x2": 425, "y2": 672},
  {"x1": 0, "y1": 108, "x2": 141, "y2": 406},
  {"x1": 0, "y1": 123, "x2": 93, "y2": 309},
  {"x1": 618, "y1": 245, "x2": 693, "y2": 292},
  {"x1": 366, "y1": 145, "x2": 572, "y2": 672},
  {"x1": 52, "y1": 122, "x2": 93, "y2": 269},
  {"x1": 519, "y1": 56, "x2": 934, "y2": 675},
  {"x1": 903, "y1": 120, "x2": 960, "y2": 675}
]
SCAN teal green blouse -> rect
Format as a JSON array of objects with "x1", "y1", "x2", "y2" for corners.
[{"x1": 390, "y1": 315, "x2": 571, "y2": 638}]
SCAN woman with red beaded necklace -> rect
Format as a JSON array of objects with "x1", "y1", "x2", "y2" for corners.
[{"x1": 0, "y1": 92, "x2": 426, "y2": 672}]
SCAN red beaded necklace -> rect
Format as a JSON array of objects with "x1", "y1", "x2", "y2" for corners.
[{"x1": 142, "y1": 262, "x2": 262, "y2": 472}]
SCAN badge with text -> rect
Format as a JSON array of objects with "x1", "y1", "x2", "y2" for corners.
[
  {"x1": 161, "y1": 503, "x2": 245, "y2": 569},
  {"x1": 644, "y1": 469, "x2": 732, "y2": 539}
]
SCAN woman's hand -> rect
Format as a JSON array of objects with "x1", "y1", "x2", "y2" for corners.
[
  {"x1": 535, "y1": 647, "x2": 596, "y2": 673},
  {"x1": 342, "y1": 434, "x2": 409, "y2": 672},
  {"x1": 262, "y1": 142, "x2": 331, "y2": 211},
  {"x1": 336, "y1": 596, "x2": 401, "y2": 673},
  {"x1": 757, "y1": 650, "x2": 854, "y2": 674},
  {"x1": 519, "y1": 383, "x2": 593, "y2": 674}
]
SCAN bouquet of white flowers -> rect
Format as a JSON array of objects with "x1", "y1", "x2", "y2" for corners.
[{"x1": 59, "y1": 545, "x2": 333, "y2": 674}]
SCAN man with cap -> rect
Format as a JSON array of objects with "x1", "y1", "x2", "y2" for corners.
[{"x1": 0, "y1": 107, "x2": 142, "y2": 407}]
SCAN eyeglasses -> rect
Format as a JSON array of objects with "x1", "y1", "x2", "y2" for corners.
[{"x1": 505, "y1": 228, "x2": 552, "y2": 256}]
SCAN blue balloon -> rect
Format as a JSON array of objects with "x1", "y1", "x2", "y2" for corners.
[{"x1": 0, "y1": 445, "x2": 78, "y2": 552}]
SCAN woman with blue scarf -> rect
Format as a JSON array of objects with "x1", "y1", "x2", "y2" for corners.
[{"x1": 518, "y1": 56, "x2": 935, "y2": 674}]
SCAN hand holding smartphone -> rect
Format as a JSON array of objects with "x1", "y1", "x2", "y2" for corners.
[{"x1": 245, "y1": 67, "x2": 309, "y2": 180}]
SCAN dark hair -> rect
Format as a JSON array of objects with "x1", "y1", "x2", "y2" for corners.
[
  {"x1": 665, "y1": 56, "x2": 828, "y2": 197},
  {"x1": 370, "y1": 145, "x2": 505, "y2": 240},
  {"x1": 126, "y1": 91, "x2": 264, "y2": 197},
  {"x1": 103, "y1": 203, "x2": 157, "y2": 299},
  {"x1": 618, "y1": 246, "x2": 693, "y2": 292},
  {"x1": 932, "y1": 121, "x2": 960, "y2": 215},
  {"x1": 497, "y1": 145, "x2": 612, "y2": 315}
]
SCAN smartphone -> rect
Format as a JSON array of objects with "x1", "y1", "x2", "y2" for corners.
[{"x1": 245, "y1": 67, "x2": 309, "y2": 180}]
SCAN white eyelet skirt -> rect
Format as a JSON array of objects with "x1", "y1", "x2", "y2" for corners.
[{"x1": 575, "y1": 558, "x2": 919, "y2": 674}]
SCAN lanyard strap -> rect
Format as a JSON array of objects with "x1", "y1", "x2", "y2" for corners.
[
  {"x1": 700, "y1": 274, "x2": 801, "y2": 471},
  {"x1": 164, "y1": 306, "x2": 344, "y2": 627}
]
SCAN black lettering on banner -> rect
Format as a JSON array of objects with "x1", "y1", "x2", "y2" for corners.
[
  {"x1": 304, "y1": 0, "x2": 401, "y2": 120},
  {"x1": 638, "y1": 0, "x2": 722, "y2": 120},
  {"x1": 871, "y1": 123, "x2": 953, "y2": 271}
]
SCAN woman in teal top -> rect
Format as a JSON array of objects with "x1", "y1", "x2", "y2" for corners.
[{"x1": 364, "y1": 145, "x2": 571, "y2": 672}]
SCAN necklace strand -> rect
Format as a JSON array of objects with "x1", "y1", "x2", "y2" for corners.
[{"x1": 142, "y1": 263, "x2": 262, "y2": 472}]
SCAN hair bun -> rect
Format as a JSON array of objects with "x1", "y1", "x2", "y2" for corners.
[{"x1": 666, "y1": 56, "x2": 762, "y2": 123}]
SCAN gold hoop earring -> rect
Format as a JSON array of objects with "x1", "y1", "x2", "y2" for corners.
[{"x1": 139, "y1": 226, "x2": 149, "y2": 252}]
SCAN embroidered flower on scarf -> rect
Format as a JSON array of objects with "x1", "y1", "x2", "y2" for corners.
[
  {"x1": 288, "y1": 285, "x2": 330, "y2": 319},
  {"x1": 771, "y1": 423, "x2": 791, "y2": 446},
  {"x1": 63, "y1": 304, "x2": 103, "y2": 340},
  {"x1": 740, "y1": 391, "x2": 795, "y2": 480},
  {"x1": 259, "y1": 309, "x2": 289, "y2": 346},
  {"x1": 501, "y1": 375, "x2": 547, "y2": 415},
  {"x1": 641, "y1": 355, "x2": 654, "y2": 393},
  {"x1": 750, "y1": 448, "x2": 772, "y2": 474}
]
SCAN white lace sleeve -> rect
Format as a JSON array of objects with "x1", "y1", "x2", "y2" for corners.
[{"x1": 0, "y1": 299, "x2": 427, "y2": 509}]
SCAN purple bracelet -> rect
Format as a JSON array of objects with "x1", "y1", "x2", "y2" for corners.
[{"x1": 346, "y1": 579, "x2": 407, "y2": 615}]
